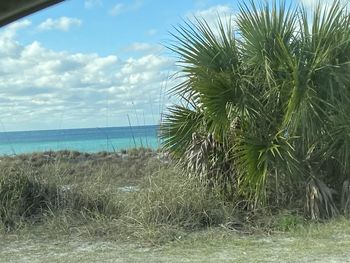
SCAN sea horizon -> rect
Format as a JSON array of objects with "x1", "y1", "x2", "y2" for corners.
[
  {"x1": 0, "y1": 124, "x2": 159, "y2": 134},
  {"x1": 0, "y1": 125, "x2": 160, "y2": 155}
]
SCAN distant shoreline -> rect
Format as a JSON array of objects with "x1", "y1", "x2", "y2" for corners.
[
  {"x1": 0, "y1": 124, "x2": 159, "y2": 134},
  {"x1": 0, "y1": 126, "x2": 160, "y2": 155},
  {"x1": 0, "y1": 146, "x2": 162, "y2": 157}
]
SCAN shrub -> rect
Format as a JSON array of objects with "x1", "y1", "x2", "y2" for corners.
[
  {"x1": 0, "y1": 163, "x2": 124, "y2": 231},
  {"x1": 161, "y1": 0, "x2": 350, "y2": 218}
]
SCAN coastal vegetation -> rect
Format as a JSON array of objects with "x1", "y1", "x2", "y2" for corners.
[
  {"x1": 1, "y1": 0, "x2": 350, "y2": 261},
  {"x1": 2, "y1": 149, "x2": 350, "y2": 262},
  {"x1": 0, "y1": 149, "x2": 238, "y2": 242},
  {"x1": 161, "y1": 0, "x2": 350, "y2": 219}
]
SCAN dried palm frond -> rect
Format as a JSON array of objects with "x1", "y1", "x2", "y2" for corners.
[
  {"x1": 341, "y1": 180, "x2": 350, "y2": 215},
  {"x1": 183, "y1": 132, "x2": 235, "y2": 196},
  {"x1": 305, "y1": 177, "x2": 338, "y2": 220}
]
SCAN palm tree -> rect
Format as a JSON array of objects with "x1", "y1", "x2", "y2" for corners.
[{"x1": 161, "y1": 0, "x2": 350, "y2": 218}]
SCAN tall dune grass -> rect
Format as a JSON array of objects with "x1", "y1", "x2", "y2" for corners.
[{"x1": 0, "y1": 149, "x2": 243, "y2": 243}]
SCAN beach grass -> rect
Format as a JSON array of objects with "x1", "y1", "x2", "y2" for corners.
[
  {"x1": 1, "y1": 149, "x2": 350, "y2": 262},
  {"x1": 0, "y1": 148, "x2": 239, "y2": 243}
]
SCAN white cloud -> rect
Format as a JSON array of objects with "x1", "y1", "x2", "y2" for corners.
[
  {"x1": 0, "y1": 19, "x2": 32, "y2": 39},
  {"x1": 109, "y1": 1, "x2": 143, "y2": 16},
  {"x1": 0, "y1": 29, "x2": 175, "y2": 131},
  {"x1": 299, "y1": 0, "x2": 349, "y2": 8},
  {"x1": 299, "y1": 0, "x2": 317, "y2": 7},
  {"x1": 0, "y1": 20, "x2": 32, "y2": 58},
  {"x1": 109, "y1": 3, "x2": 124, "y2": 16},
  {"x1": 125, "y1": 42, "x2": 163, "y2": 53},
  {"x1": 37, "y1": 17, "x2": 82, "y2": 32},
  {"x1": 193, "y1": 4, "x2": 233, "y2": 19},
  {"x1": 84, "y1": 0, "x2": 103, "y2": 9},
  {"x1": 187, "y1": 5, "x2": 235, "y2": 34},
  {"x1": 299, "y1": 0, "x2": 327, "y2": 8},
  {"x1": 194, "y1": 0, "x2": 209, "y2": 9},
  {"x1": 146, "y1": 28, "x2": 157, "y2": 36},
  {"x1": 5, "y1": 19, "x2": 32, "y2": 32}
]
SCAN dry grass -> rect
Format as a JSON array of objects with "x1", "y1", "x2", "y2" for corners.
[
  {"x1": 0, "y1": 149, "x2": 238, "y2": 243},
  {"x1": 0, "y1": 148, "x2": 349, "y2": 251}
]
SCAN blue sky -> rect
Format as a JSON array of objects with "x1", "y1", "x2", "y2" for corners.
[{"x1": 0, "y1": 0, "x2": 331, "y2": 131}]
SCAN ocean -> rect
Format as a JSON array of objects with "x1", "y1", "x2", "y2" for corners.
[{"x1": 0, "y1": 125, "x2": 159, "y2": 155}]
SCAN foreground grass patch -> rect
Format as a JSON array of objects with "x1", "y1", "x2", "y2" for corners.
[
  {"x1": 0, "y1": 150, "x2": 237, "y2": 243},
  {"x1": 2, "y1": 219, "x2": 350, "y2": 262},
  {"x1": 1, "y1": 149, "x2": 350, "y2": 250}
]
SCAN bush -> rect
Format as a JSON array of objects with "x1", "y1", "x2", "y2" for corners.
[
  {"x1": 0, "y1": 163, "x2": 124, "y2": 231},
  {"x1": 160, "y1": 0, "x2": 350, "y2": 218},
  {"x1": 0, "y1": 166, "x2": 57, "y2": 230}
]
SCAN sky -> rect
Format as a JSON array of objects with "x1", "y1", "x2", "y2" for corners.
[{"x1": 0, "y1": 0, "x2": 334, "y2": 131}]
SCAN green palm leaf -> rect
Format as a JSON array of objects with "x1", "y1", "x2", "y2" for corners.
[
  {"x1": 162, "y1": 0, "x2": 350, "y2": 214},
  {"x1": 160, "y1": 105, "x2": 205, "y2": 157}
]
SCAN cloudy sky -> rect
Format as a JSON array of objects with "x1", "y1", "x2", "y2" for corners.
[{"x1": 0, "y1": 0, "x2": 330, "y2": 131}]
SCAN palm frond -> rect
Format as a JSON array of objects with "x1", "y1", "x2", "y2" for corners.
[
  {"x1": 234, "y1": 131, "x2": 299, "y2": 205},
  {"x1": 162, "y1": 0, "x2": 350, "y2": 213},
  {"x1": 160, "y1": 105, "x2": 204, "y2": 157}
]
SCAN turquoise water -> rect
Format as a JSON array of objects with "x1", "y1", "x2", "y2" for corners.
[{"x1": 0, "y1": 125, "x2": 159, "y2": 155}]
